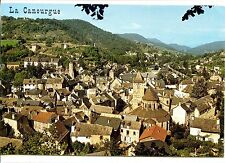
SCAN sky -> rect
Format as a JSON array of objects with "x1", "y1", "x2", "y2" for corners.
[{"x1": 1, "y1": 3, "x2": 225, "y2": 47}]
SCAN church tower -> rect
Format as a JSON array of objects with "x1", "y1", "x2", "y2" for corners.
[
  {"x1": 69, "y1": 62, "x2": 74, "y2": 79},
  {"x1": 131, "y1": 72, "x2": 146, "y2": 108}
]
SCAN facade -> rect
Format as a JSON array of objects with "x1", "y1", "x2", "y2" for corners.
[{"x1": 120, "y1": 121, "x2": 141, "y2": 144}]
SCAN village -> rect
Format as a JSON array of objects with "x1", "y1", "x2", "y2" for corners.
[{"x1": 0, "y1": 41, "x2": 224, "y2": 156}]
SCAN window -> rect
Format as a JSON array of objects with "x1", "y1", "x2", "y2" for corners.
[
  {"x1": 133, "y1": 131, "x2": 136, "y2": 135},
  {"x1": 126, "y1": 130, "x2": 129, "y2": 135},
  {"x1": 121, "y1": 129, "x2": 123, "y2": 133},
  {"x1": 100, "y1": 136, "x2": 103, "y2": 140}
]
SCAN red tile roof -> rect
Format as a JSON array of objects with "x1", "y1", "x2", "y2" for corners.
[
  {"x1": 32, "y1": 112, "x2": 57, "y2": 123},
  {"x1": 139, "y1": 125, "x2": 167, "y2": 142}
]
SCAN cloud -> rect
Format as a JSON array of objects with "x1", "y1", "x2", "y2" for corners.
[
  {"x1": 121, "y1": 22, "x2": 142, "y2": 30},
  {"x1": 130, "y1": 22, "x2": 142, "y2": 29}
]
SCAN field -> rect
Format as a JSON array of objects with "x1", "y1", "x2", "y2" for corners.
[{"x1": 1, "y1": 40, "x2": 19, "y2": 47}]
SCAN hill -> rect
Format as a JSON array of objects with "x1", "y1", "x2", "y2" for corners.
[
  {"x1": 119, "y1": 32, "x2": 225, "y2": 55},
  {"x1": 117, "y1": 33, "x2": 151, "y2": 44},
  {"x1": 1, "y1": 16, "x2": 138, "y2": 55},
  {"x1": 188, "y1": 41, "x2": 225, "y2": 55}
]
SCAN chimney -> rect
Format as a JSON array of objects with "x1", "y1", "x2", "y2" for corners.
[
  {"x1": 65, "y1": 107, "x2": 68, "y2": 115},
  {"x1": 71, "y1": 125, "x2": 75, "y2": 132},
  {"x1": 216, "y1": 119, "x2": 220, "y2": 125},
  {"x1": 12, "y1": 113, "x2": 15, "y2": 120}
]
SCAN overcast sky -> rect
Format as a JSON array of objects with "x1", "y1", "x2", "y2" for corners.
[{"x1": 2, "y1": 3, "x2": 225, "y2": 47}]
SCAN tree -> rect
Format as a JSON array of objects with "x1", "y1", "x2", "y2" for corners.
[
  {"x1": 99, "y1": 138, "x2": 124, "y2": 156},
  {"x1": 18, "y1": 131, "x2": 65, "y2": 155},
  {"x1": 191, "y1": 78, "x2": 208, "y2": 98},
  {"x1": 45, "y1": 38, "x2": 53, "y2": 47},
  {"x1": 182, "y1": 5, "x2": 213, "y2": 21},
  {"x1": 0, "y1": 143, "x2": 16, "y2": 155},
  {"x1": 75, "y1": 4, "x2": 108, "y2": 20},
  {"x1": 201, "y1": 67, "x2": 210, "y2": 80},
  {"x1": 135, "y1": 142, "x2": 169, "y2": 156},
  {"x1": 72, "y1": 141, "x2": 95, "y2": 155},
  {"x1": 13, "y1": 71, "x2": 28, "y2": 87},
  {"x1": 170, "y1": 122, "x2": 188, "y2": 139}
]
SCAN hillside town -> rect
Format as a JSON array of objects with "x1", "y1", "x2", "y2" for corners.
[{"x1": 0, "y1": 41, "x2": 224, "y2": 156}]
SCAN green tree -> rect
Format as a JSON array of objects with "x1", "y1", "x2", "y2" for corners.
[
  {"x1": 18, "y1": 131, "x2": 64, "y2": 155},
  {"x1": 99, "y1": 138, "x2": 124, "y2": 156},
  {"x1": 13, "y1": 71, "x2": 28, "y2": 87},
  {"x1": 0, "y1": 143, "x2": 16, "y2": 155},
  {"x1": 191, "y1": 78, "x2": 208, "y2": 99}
]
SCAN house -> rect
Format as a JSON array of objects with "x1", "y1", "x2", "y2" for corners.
[
  {"x1": 23, "y1": 79, "x2": 38, "y2": 92},
  {"x1": 55, "y1": 88, "x2": 71, "y2": 101},
  {"x1": 24, "y1": 57, "x2": 59, "y2": 68},
  {"x1": 25, "y1": 89, "x2": 48, "y2": 100},
  {"x1": 3, "y1": 112, "x2": 22, "y2": 137},
  {"x1": 94, "y1": 116, "x2": 121, "y2": 136},
  {"x1": 50, "y1": 120, "x2": 69, "y2": 143},
  {"x1": 139, "y1": 125, "x2": 167, "y2": 142},
  {"x1": 6, "y1": 62, "x2": 21, "y2": 70},
  {"x1": 120, "y1": 120, "x2": 141, "y2": 144},
  {"x1": 190, "y1": 118, "x2": 220, "y2": 143},
  {"x1": 110, "y1": 78, "x2": 122, "y2": 91},
  {"x1": 90, "y1": 104, "x2": 114, "y2": 115},
  {"x1": 45, "y1": 78, "x2": 65, "y2": 90},
  {"x1": 179, "y1": 79, "x2": 194, "y2": 91},
  {"x1": 171, "y1": 103, "x2": 194, "y2": 125},
  {"x1": 3, "y1": 112, "x2": 34, "y2": 137},
  {"x1": 70, "y1": 123, "x2": 113, "y2": 145},
  {"x1": 32, "y1": 111, "x2": 57, "y2": 133},
  {"x1": 192, "y1": 95, "x2": 216, "y2": 119},
  {"x1": 210, "y1": 74, "x2": 222, "y2": 82},
  {"x1": 31, "y1": 44, "x2": 41, "y2": 52}
]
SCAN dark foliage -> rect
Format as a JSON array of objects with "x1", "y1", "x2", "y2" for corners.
[
  {"x1": 135, "y1": 142, "x2": 169, "y2": 156},
  {"x1": 182, "y1": 5, "x2": 213, "y2": 21},
  {"x1": 75, "y1": 4, "x2": 108, "y2": 20},
  {"x1": 191, "y1": 78, "x2": 208, "y2": 99}
]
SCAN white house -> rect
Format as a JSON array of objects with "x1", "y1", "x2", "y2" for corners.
[
  {"x1": 120, "y1": 121, "x2": 141, "y2": 144},
  {"x1": 190, "y1": 118, "x2": 220, "y2": 143},
  {"x1": 171, "y1": 103, "x2": 193, "y2": 125}
]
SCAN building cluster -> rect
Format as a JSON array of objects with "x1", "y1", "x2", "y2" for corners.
[{"x1": 0, "y1": 54, "x2": 224, "y2": 155}]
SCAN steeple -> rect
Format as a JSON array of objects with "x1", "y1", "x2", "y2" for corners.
[{"x1": 133, "y1": 72, "x2": 144, "y2": 83}]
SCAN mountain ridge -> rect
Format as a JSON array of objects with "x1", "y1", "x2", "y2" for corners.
[{"x1": 119, "y1": 33, "x2": 225, "y2": 55}]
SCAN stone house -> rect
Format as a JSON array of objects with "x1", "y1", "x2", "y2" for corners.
[
  {"x1": 32, "y1": 111, "x2": 57, "y2": 133},
  {"x1": 45, "y1": 78, "x2": 65, "y2": 90},
  {"x1": 120, "y1": 120, "x2": 141, "y2": 144},
  {"x1": 70, "y1": 123, "x2": 113, "y2": 145},
  {"x1": 192, "y1": 95, "x2": 216, "y2": 119},
  {"x1": 190, "y1": 117, "x2": 220, "y2": 143}
]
